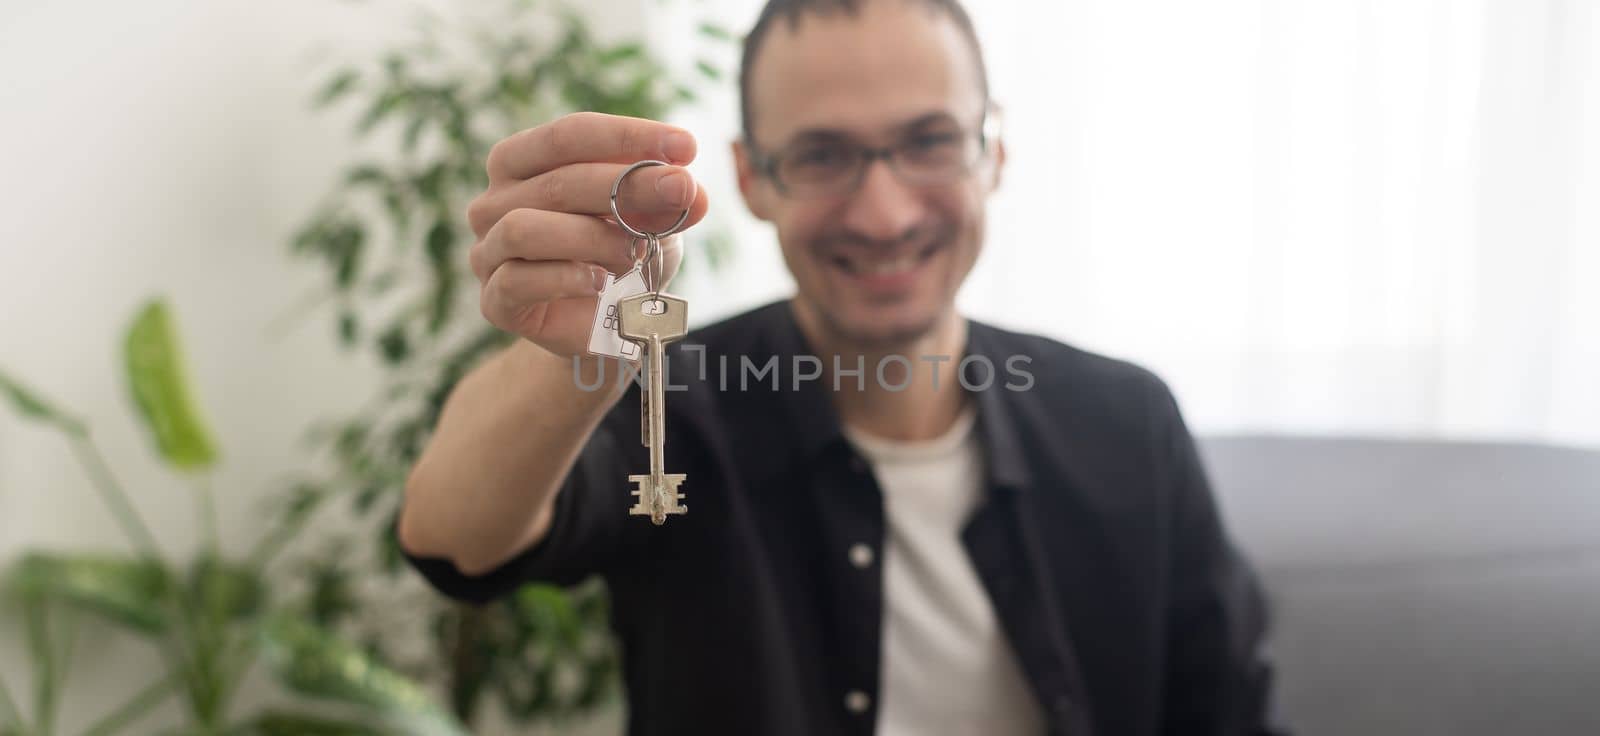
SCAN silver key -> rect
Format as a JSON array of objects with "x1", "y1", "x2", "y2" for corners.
[{"x1": 617, "y1": 293, "x2": 688, "y2": 524}]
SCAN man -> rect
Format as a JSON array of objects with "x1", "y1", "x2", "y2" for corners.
[{"x1": 397, "y1": 0, "x2": 1286, "y2": 734}]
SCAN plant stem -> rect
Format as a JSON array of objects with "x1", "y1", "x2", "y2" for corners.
[
  {"x1": 246, "y1": 523, "x2": 291, "y2": 571},
  {"x1": 77, "y1": 675, "x2": 176, "y2": 736},
  {"x1": 0, "y1": 672, "x2": 24, "y2": 732},
  {"x1": 23, "y1": 600, "x2": 56, "y2": 736},
  {"x1": 153, "y1": 640, "x2": 201, "y2": 729},
  {"x1": 65, "y1": 435, "x2": 164, "y2": 563},
  {"x1": 246, "y1": 517, "x2": 297, "y2": 571},
  {"x1": 262, "y1": 283, "x2": 337, "y2": 343},
  {"x1": 51, "y1": 615, "x2": 77, "y2": 702},
  {"x1": 212, "y1": 632, "x2": 259, "y2": 719},
  {"x1": 448, "y1": 603, "x2": 489, "y2": 726},
  {"x1": 194, "y1": 474, "x2": 221, "y2": 559}
]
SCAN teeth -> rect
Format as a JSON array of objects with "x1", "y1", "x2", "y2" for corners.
[
  {"x1": 868, "y1": 257, "x2": 916, "y2": 274},
  {"x1": 846, "y1": 256, "x2": 918, "y2": 275}
]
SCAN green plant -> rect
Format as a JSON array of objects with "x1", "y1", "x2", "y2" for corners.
[
  {"x1": 271, "y1": 0, "x2": 733, "y2": 729},
  {"x1": 0, "y1": 299, "x2": 469, "y2": 736}
]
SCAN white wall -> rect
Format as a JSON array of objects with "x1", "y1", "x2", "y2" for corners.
[
  {"x1": 0, "y1": 1, "x2": 633, "y2": 732},
  {"x1": 679, "y1": 0, "x2": 1600, "y2": 449}
]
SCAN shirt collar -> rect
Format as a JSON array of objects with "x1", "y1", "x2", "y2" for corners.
[{"x1": 759, "y1": 300, "x2": 1034, "y2": 493}]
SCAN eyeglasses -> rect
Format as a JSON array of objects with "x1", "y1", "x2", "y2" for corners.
[{"x1": 748, "y1": 108, "x2": 1000, "y2": 199}]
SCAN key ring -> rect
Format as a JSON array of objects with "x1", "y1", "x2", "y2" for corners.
[
  {"x1": 612, "y1": 160, "x2": 687, "y2": 301},
  {"x1": 610, "y1": 160, "x2": 692, "y2": 240},
  {"x1": 625, "y1": 235, "x2": 665, "y2": 297},
  {"x1": 645, "y1": 236, "x2": 663, "y2": 298}
]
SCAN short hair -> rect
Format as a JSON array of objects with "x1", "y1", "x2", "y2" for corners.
[{"x1": 738, "y1": 0, "x2": 990, "y2": 141}]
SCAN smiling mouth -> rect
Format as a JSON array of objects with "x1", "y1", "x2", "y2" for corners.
[{"x1": 829, "y1": 242, "x2": 941, "y2": 276}]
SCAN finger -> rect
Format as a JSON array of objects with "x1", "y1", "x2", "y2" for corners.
[
  {"x1": 469, "y1": 166, "x2": 711, "y2": 241},
  {"x1": 472, "y1": 163, "x2": 701, "y2": 234},
  {"x1": 487, "y1": 112, "x2": 697, "y2": 182},
  {"x1": 471, "y1": 208, "x2": 639, "y2": 284},
  {"x1": 480, "y1": 260, "x2": 605, "y2": 330},
  {"x1": 618, "y1": 180, "x2": 710, "y2": 243}
]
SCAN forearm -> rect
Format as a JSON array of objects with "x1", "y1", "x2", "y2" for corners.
[
  {"x1": 397, "y1": 339, "x2": 633, "y2": 575},
  {"x1": 1150, "y1": 375, "x2": 1286, "y2": 735}
]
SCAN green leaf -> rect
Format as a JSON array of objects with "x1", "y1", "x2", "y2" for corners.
[
  {"x1": 381, "y1": 53, "x2": 408, "y2": 80},
  {"x1": 306, "y1": 560, "x2": 356, "y2": 626},
  {"x1": 245, "y1": 711, "x2": 384, "y2": 736},
  {"x1": 290, "y1": 216, "x2": 330, "y2": 255},
  {"x1": 424, "y1": 220, "x2": 455, "y2": 266},
  {"x1": 597, "y1": 43, "x2": 644, "y2": 65},
  {"x1": 411, "y1": 162, "x2": 449, "y2": 204},
  {"x1": 402, "y1": 114, "x2": 429, "y2": 152},
  {"x1": 314, "y1": 69, "x2": 360, "y2": 108},
  {"x1": 697, "y1": 21, "x2": 736, "y2": 42},
  {"x1": 357, "y1": 89, "x2": 408, "y2": 135},
  {"x1": 375, "y1": 522, "x2": 404, "y2": 575},
  {"x1": 5, "y1": 552, "x2": 172, "y2": 634},
  {"x1": 694, "y1": 59, "x2": 722, "y2": 81},
  {"x1": 515, "y1": 584, "x2": 581, "y2": 646},
  {"x1": 334, "y1": 421, "x2": 369, "y2": 459},
  {"x1": 377, "y1": 326, "x2": 409, "y2": 365},
  {"x1": 282, "y1": 482, "x2": 327, "y2": 525},
  {"x1": 343, "y1": 165, "x2": 389, "y2": 188},
  {"x1": 0, "y1": 370, "x2": 85, "y2": 436},
  {"x1": 124, "y1": 299, "x2": 219, "y2": 470},
  {"x1": 188, "y1": 555, "x2": 265, "y2": 622},
  {"x1": 381, "y1": 190, "x2": 411, "y2": 235},
  {"x1": 257, "y1": 615, "x2": 467, "y2": 736},
  {"x1": 424, "y1": 220, "x2": 457, "y2": 333},
  {"x1": 337, "y1": 310, "x2": 359, "y2": 346},
  {"x1": 331, "y1": 224, "x2": 366, "y2": 290},
  {"x1": 352, "y1": 483, "x2": 386, "y2": 513}
]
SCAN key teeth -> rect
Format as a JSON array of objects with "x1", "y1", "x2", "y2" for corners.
[{"x1": 627, "y1": 475, "x2": 687, "y2": 522}]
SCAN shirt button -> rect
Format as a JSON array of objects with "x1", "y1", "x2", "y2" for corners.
[
  {"x1": 844, "y1": 690, "x2": 872, "y2": 714},
  {"x1": 848, "y1": 543, "x2": 874, "y2": 569}
]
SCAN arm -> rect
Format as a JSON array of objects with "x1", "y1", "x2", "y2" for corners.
[
  {"x1": 1152, "y1": 381, "x2": 1290, "y2": 736},
  {"x1": 395, "y1": 112, "x2": 707, "y2": 583},
  {"x1": 396, "y1": 341, "x2": 629, "y2": 576}
]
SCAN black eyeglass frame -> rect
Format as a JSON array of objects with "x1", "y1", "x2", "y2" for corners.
[{"x1": 745, "y1": 103, "x2": 1002, "y2": 198}]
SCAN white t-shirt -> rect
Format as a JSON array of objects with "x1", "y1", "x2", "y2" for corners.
[{"x1": 843, "y1": 407, "x2": 1045, "y2": 735}]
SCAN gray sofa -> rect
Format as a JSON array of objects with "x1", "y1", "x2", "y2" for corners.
[{"x1": 1198, "y1": 436, "x2": 1600, "y2": 735}]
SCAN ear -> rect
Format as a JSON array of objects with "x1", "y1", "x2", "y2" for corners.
[
  {"x1": 732, "y1": 138, "x2": 775, "y2": 222},
  {"x1": 986, "y1": 137, "x2": 1007, "y2": 193}
]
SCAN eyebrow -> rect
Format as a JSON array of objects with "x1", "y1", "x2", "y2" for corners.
[{"x1": 781, "y1": 111, "x2": 963, "y2": 145}]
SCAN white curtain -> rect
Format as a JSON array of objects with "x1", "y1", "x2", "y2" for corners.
[{"x1": 655, "y1": 0, "x2": 1599, "y2": 448}]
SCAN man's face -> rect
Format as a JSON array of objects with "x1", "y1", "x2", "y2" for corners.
[{"x1": 736, "y1": 0, "x2": 1003, "y2": 348}]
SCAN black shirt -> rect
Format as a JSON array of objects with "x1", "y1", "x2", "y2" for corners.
[{"x1": 402, "y1": 300, "x2": 1286, "y2": 736}]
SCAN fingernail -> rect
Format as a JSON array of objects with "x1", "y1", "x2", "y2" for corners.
[
  {"x1": 660, "y1": 132, "x2": 695, "y2": 164},
  {"x1": 656, "y1": 171, "x2": 692, "y2": 208},
  {"x1": 590, "y1": 265, "x2": 608, "y2": 292}
]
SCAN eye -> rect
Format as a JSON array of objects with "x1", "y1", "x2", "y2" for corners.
[
  {"x1": 779, "y1": 142, "x2": 862, "y2": 186},
  {"x1": 790, "y1": 143, "x2": 854, "y2": 168},
  {"x1": 899, "y1": 131, "x2": 965, "y2": 166},
  {"x1": 907, "y1": 132, "x2": 959, "y2": 150}
]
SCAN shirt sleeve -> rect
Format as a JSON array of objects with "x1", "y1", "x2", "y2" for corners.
[
  {"x1": 1149, "y1": 377, "x2": 1292, "y2": 736},
  {"x1": 397, "y1": 393, "x2": 646, "y2": 605}
]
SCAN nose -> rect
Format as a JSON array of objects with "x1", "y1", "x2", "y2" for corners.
[{"x1": 839, "y1": 158, "x2": 927, "y2": 242}]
